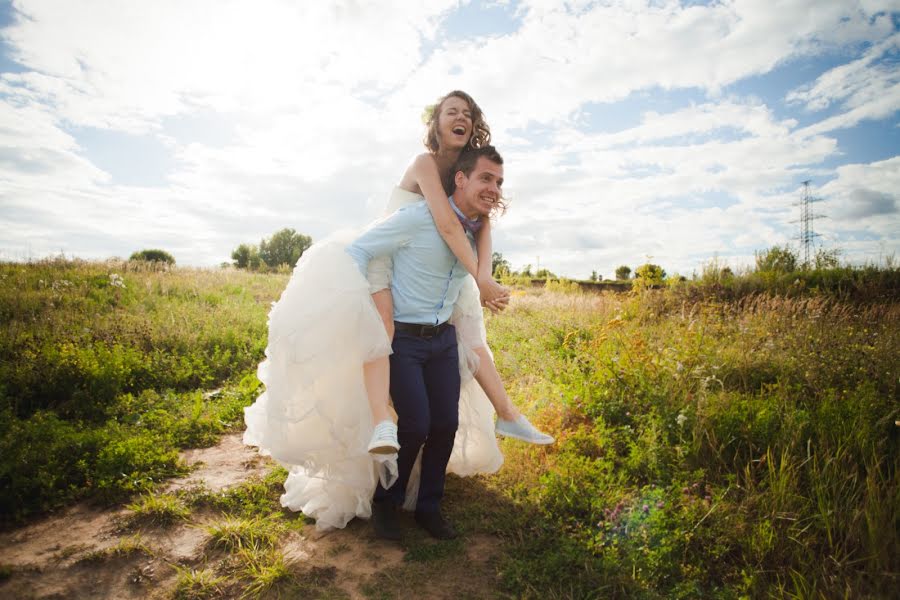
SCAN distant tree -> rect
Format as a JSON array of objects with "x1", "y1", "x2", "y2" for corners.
[
  {"x1": 521, "y1": 264, "x2": 533, "y2": 278},
  {"x1": 535, "y1": 268, "x2": 557, "y2": 279},
  {"x1": 590, "y1": 270, "x2": 599, "y2": 282},
  {"x1": 231, "y1": 243, "x2": 261, "y2": 270},
  {"x1": 634, "y1": 263, "x2": 666, "y2": 284},
  {"x1": 259, "y1": 228, "x2": 312, "y2": 268},
  {"x1": 755, "y1": 245, "x2": 797, "y2": 273},
  {"x1": 814, "y1": 247, "x2": 841, "y2": 270},
  {"x1": 130, "y1": 249, "x2": 175, "y2": 265},
  {"x1": 700, "y1": 256, "x2": 733, "y2": 283},
  {"x1": 615, "y1": 265, "x2": 631, "y2": 280},
  {"x1": 492, "y1": 252, "x2": 511, "y2": 277}
]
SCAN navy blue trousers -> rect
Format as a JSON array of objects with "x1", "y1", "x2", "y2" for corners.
[{"x1": 373, "y1": 325, "x2": 460, "y2": 513}]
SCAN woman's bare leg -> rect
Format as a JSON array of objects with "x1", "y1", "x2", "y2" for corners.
[
  {"x1": 473, "y1": 345, "x2": 554, "y2": 444},
  {"x1": 472, "y1": 346, "x2": 520, "y2": 421},
  {"x1": 364, "y1": 289, "x2": 395, "y2": 425}
]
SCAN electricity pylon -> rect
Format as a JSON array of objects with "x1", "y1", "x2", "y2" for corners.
[{"x1": 792, "y1": 180, "x2": 824, "y2": 267}]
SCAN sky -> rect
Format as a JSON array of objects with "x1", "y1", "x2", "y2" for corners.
[{"x1": 0, "y1": 0, "x2": 898, "y2": 279}]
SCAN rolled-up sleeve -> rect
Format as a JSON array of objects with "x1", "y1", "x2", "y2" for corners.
[{"x1": 345, "y1": 205, "x2": 420, "y2": 277}]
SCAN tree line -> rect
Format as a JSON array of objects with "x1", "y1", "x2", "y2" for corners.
[
  {"x1": 130, "y1": 236, "x2": 844, "y2": 282},
  {"x1": 491, "y1": 252, "x2": 662, "y2": 284},
  {"x1": 491, "y1": 245, "x2": 846, "y2": 285},
  {"x1": 231, "y1": 228, "x2": 312, "y2": 271}
]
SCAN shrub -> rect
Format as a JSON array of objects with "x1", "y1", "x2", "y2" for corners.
[
  {"x1": 231, "y1": 243, "x2": 261, "y2": 270},
  {"x1": 634, "y1": 263, "x2": 666, "y2": 283},
  {"x1": 129, "y1": 249, "x2": 175, "y2": 265},
  {"x1": 755, "y1": 245, "x2": 797, "y2": 273}
]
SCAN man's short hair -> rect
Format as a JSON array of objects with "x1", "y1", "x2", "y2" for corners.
[{"x1": 453, "y1": 145, "x2": 503, "y2": 180}]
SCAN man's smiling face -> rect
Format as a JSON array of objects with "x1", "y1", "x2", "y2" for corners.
[{"x1": 454, "y1": 157, "x2": 504, "y2": 220}]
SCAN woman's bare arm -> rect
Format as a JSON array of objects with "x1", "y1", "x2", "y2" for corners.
[
  {"x1": 474, "y1": 219, "x2": 509, "y2": 312},
  {"x1": 475, "y1": 219, "x2": 494, "y2": 282}
]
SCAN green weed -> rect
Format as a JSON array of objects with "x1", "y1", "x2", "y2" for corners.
[
  {"x1": 205, "y1": 514, "x2": 282, "y2": 552},
  {"x1": 236, "y1": 546, "x2": 294, "y2": 598},
  {"x1": 125, "y1": 492, "x2": 191, "y2": 527},
  {"x1": 185, "y1": 469, "x2": 287, "y2": 520},
  {"x1": 172, "y1": 566, "x2": 229, "y2": 600},
  {"x1": 76, "y1": 534, "x2": 153, "y2": 564}
]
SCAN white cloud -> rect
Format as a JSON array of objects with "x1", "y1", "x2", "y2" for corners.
[
  {"x1": 2, "y1": 0, "x2": 457, "y2": 129},
  {"x1": 491, "y1": 99, "x2": 841, "y2": 277},
  {"x1": 815, "y1": 157, "x2": 900, "y2": 257},
  {"x1": 789, "y1": 33, "x2": 900, "y2": 135},
  {"x1": 397, "y1": 0, "x2": 896, "y2": 134}
]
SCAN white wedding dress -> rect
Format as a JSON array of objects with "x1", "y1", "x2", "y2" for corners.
[{"x1": 243, "y1": 188, "x2": 504, "y2": 530}]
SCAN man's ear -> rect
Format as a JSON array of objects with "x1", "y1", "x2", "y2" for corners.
[{"x1": 454, "y1": 170, "x2": 466, "y2": 190}]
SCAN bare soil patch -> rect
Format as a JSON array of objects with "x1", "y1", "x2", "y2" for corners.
[{"x1": 0, "y1": 433, "x2": 505, "y2": 599}]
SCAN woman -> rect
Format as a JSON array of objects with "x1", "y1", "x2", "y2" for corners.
[{"x1": 244, "y1": 91, "x2": 551, "y2": 531}]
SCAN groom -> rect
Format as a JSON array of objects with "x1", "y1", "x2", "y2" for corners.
[{"x1": 346, "y1": 145, "x2": 506, "y2": 540}]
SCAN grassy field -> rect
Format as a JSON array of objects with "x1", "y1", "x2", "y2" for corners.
[
  {"x1": 0, "y1": 258, "x2": 287, "y2": 519},
  {"x1": 483, "y1": 288, "x2": 898, "y2": 598},
  {"x1": 1, "y1": 258, "x2": 897, "y2": 598}
]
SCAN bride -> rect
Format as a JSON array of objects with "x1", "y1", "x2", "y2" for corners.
[{"x1": 243, "y1": 90, "x2": 552, "y2": 531}]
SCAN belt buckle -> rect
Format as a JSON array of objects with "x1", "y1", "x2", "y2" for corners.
[{"x1": 421, "y1": 324, "x2": 436, "y2": 339}]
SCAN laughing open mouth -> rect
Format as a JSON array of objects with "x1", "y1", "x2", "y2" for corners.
[{"x1": 452, "y1": 126, "x2": 466, "y2": 135}]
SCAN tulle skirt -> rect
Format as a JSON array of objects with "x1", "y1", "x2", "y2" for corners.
[{"x1": 243, "y1": 229, "x2": 503, "y2": 530}]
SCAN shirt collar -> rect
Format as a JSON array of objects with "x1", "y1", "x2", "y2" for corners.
[{"x1": 448, "y1": 196, "x2": 483, "y2": 235}]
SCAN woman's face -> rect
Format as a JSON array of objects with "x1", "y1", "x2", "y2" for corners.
[{"x1": 435, "y1": 95, "x2": 473, "y2": 151}]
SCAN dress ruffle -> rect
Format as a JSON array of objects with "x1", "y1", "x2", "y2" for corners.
[{"x1": 243, "y1": 229, "x2": 503, "y2": 530}]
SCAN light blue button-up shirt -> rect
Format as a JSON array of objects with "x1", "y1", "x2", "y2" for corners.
[{"x1": 346, "y1": 199, "x2": 474, "y2": 326}]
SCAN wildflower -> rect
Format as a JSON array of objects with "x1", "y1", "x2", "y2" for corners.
[
  {"x1": 656, "y1": 501, "x2": 664, "y2": 509},
  {"x1": 676, "y1": 412, "x2": 688, "y2": 427},
  {"x1": 109, "y1": 273, "x2": 126, "y2": 288},
  {"x1": 642, "y1": 504, "x2": 649, "y2": 514}
]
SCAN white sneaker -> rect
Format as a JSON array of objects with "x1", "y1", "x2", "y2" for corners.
[
  {"x1": 495, "y1": 415, "x2": 554, "y2": 445},
  {"x1": 368, "y1": 420, "x2": 400, "y2": 454}
]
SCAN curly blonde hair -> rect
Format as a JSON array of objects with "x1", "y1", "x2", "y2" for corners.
[{"x1": 423, "y1": 90, "x2": 491, "y2": 153}]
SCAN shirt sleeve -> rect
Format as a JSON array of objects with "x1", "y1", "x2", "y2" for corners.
[{"x1": 345, "y1": 204, "x2": 422, "y2": 277}]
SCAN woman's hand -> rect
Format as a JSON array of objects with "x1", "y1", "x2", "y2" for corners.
[
  {"x1": 482, "y1": 295, "x2": 510, "y2": 314},
  {"x1": 478, "y1": 276, "x2": 510, "y2": 312}
]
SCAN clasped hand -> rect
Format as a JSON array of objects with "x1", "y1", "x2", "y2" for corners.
[{"x1": 477, "y1": 277, "x2": 510, "y2": 314}]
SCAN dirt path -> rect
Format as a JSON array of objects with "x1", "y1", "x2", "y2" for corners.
[{"x1": 0, "y1": 434, "x2": 504, "y2": 599}]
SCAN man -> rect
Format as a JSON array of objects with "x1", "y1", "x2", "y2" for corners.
[{"x1": 346, "y1": 145, "x2": 506, "y2": 540}]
